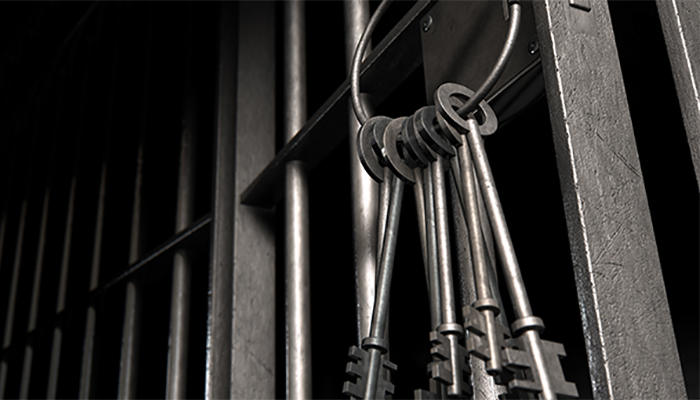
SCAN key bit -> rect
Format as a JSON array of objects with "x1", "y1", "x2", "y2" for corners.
[
  {"x1": 343, "y1": 346, "x2": 397, "y2": 399},
  {"x1": 428, "y1": 331, "x2": 472, "y2": 398},
  {"x1": 463, "y1": 305, "x2": 511, "y2": 364},
  {"x1": 501, "y1": 337, "x2": 579, "y2": 398}
]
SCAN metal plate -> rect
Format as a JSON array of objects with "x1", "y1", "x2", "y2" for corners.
[{"x1": 421, "y1": 0, "x2": 542, "y2": 124}]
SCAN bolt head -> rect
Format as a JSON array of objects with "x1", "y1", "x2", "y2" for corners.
[
  {"x1": 422, "y1": 15, "x2": 433, "y2": 32},
  {"x1": 528, "y1": 39, "x2": 539, "y2": 54}
]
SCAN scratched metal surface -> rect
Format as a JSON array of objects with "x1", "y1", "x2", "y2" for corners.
[
  {"x1": 229, "y1": 2, "x2": 277, "y2": 399},
  {"x1": 532, "y1": 1, "x2": 687, "y2": 398},
  {"x1": 656, "y1": 0, "x2": 700, "y2": 189}
]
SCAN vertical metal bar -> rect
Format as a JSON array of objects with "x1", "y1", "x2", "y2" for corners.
[
  {"x1": 49, "y1": 174, "x2": 77, "y2": 399},
  {"x1": 78, "y1": 163, "x2": 107, "y2": 400},
  {"x1": 118, "y1": 6, "x2": 153, "y2": 394},
  {"x1": 117, "y1": 138, "x2": 144, "y2": 400},
  {"x1": 284, "y1": 2, "x2": 311, "y2": 399},
  {"x1": 0, "y1": 211, "x2": 6, "y2": 276},
  {"x1": 26, "y1": 189, "x2": 50, "y2": 334},
  {"x1": 118, "y1": 281, "x2": 141, "y2": 399},
  {"x1": 0, "y1": 360, "x2": 6, "y2": 400},
  {"x1": 206, "y1": 3, "x2": 237, "y2": 399},
  {"x1": 343, "y1": 0, "x2": 380, "y2": 343},
  {"x1": 230, "y1": 2, "x2": 276, "y2": 398},
  {"x1": 533, "y1": 1, "x2": 686, "y2": 398},
  {"x1": 18, "y1": 188, "x2": 50, "y2": 400},
  {"x1": 2, "y1": 200, "x2": 28, "y2": 350},
  {"x1": 21, "y1": 46, "x2": 70, "y2": 396},
  {"x1": 0, "y1": 200, "x2": 27, "y2": 398},
  {"x1": 166, "y1": 12, "x2": 196, "y2": 399},
  {"x1": 656, "y1": 0, "x2": 700, "y2": 188},
  {"x1": 78, "y1": 6, "x2": 118, "y2": 397}
]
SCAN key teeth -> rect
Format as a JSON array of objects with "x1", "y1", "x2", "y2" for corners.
[
  {"x1": 466, "y1": 334, "x2": 489, "y2": 360},
  {"x1": 414, "y1": 389, "x2": 440, "y2": 400},
  {"x1": 463, "y1": 305, "x2": 487, "y2": 336},
  {"x1": 343, "y1": 345, "x2": 397, "y2": 399},
  {"x1": 429, "y1": 359, "x2": 453, "y2": 384},
  {"x1": 343, "y1": 381, "x2": 364, "y2": 399},
  {"x1": 346, "y1": 360, "x2": 363, "y2": 377},
  {"x1": 348, "y1": 345, "x2": 366, "y2": 360},
  {"x1": 500, "y1": 338, "x2": 579, "y2": 398},
  {"x1": 429, "y1": 331, "x2": 450, "y2": 360},
  {"x1": 508, "y1": 378, "x2": 542, "y2": 393},
  {"x1": 383, "y1": 359, "x2": 398, "y2": 371}
]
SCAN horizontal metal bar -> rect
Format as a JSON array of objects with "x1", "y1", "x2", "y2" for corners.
[
  {"x1": 240, "y1": 0, "x2": 433, "y2": 208},
  {"x1": 97, "y1": 213, "x2": 211, "y2": 296},
  {"x1": 0, "y1": 213, "x2": 211, "y2": 360}
]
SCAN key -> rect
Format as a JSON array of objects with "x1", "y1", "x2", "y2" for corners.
[
  {"x1": 384, "y1": 117, "x2": 440, "y2": 327},
  {"x1": 405, "y1": 108, "x2": 472, "y2": 398},
  {"x1": 384, "y1": 116, "x2": 452, "y2": 399},
  {"x1": 433, "y1": 88, "x2": 506, "y2": 376},
  {"x1": 436, "y1": 82, "x2": 578, "y2": 399},
  {"x1": 343, "y1": 345, "x2": 397, "y2": 399},
  {"x1": 349, "y1": 116, "x2": 404, "y2": 399}
]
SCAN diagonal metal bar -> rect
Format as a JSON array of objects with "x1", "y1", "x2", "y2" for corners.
[{"x1": 533, "y1": 1, "x2": 686, "y2": 398}]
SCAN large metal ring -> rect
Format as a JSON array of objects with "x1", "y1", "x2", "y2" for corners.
[
  {"x1": 415, "y1": 106, "x2": 455, "y2": 158},
  {"x1": 357, "y1": 117, "x2": 388, "y2": 182},
  {"x1": 435, "y1": 82, "x2": 498, "y2": 136},
  {"x1": 383, "y1": 117, "x2": 415, "y2": 184}
]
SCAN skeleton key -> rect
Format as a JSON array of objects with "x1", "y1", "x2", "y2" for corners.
[
  {"x1": 384, "y1": 117, "x2": 440, "y2": 328},
  {"x1": 403, "y1": 108, "x2": 471, "y2": 398},
  {"x1": 436, "y1": 83, "x2": 578, "y2": 399},
  {"x1": 348, "y1": 116, "x2": 405, "y2": 399},
  {"x1": 383, "y1": 117, "x2": 452, "y2": 399},
  {"x1": 433, "y1": 86, "x2": 508, "y2": 376}
]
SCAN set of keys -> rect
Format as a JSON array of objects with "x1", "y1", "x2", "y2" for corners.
[{"x1": 343, "y1": 83, "x2": 579, "y2": 399}]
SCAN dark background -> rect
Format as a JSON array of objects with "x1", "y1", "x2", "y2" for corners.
[{"x1": 0, "y1": 1, "x2": 696, "y2": 399}]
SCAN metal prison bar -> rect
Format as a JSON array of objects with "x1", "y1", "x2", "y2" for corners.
[{"x1": 0, "y1": 1, "x2": 697, "y2": 399}]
